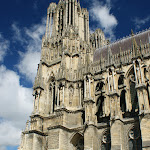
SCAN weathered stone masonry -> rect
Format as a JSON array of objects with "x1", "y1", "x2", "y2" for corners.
[{"x1": 19, "y1": 0, "x2": 150, "y2": 150}]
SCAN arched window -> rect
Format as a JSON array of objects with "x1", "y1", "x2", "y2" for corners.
[
  {"x1": 120, "y1": 90, "x2": 126, "y2": 112},
  {"x1": 58, "y1": 7, "x2": 64, "y2": 36},
  {"x1": 109, "y1": 69, "x2": 112, "y2": 75},
  {"x1": 128, "y1": 67, "x2": 139, "y2": 112},
  {"x1": 95, "y1": 82, "x2": 104, "y2": 92},
  {"x1": 96, "y1": 96, "x2": 105, "y2": 122},
  {"x1": 71, "y1": 133, "x2": 84, "y2": 150},
  {"x1": 49, "y1": 79, "x2": 56, "y2": 112},
  {"x1": 101, "y1": 131, "x2": 111, "y2": 150},
  {"x1": 128, "y1": 127, "x2": 142, "y2": 150},
  {"x1": 118, "y1": 75, "x2": 124, "y2": 86},
  {"x1": 135, "y1": 60, "x2": 140, "y2": 84},
  {"x1": 130, "y1": 81, "x2": 139, "y2": 112},
  {"x1": 84, "y1": 15, "x2": 86, "y2": 41}
]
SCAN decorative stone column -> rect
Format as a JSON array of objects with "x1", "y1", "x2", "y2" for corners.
[
  {"x1": 84, "y1": 76, "x2": 87, "y2": 98},
  {"x1": 72, "y1": 0, "x2": 75, "y2": 26},
  {"x1": 88, "y1": 76, "x2": 91, "y2": 98},
  {"x1": 110, "y1": 120, "x2": 124, "y2": 150},
  {"x1": 69, "y1": 0, "x2": 71, "y2": 25},
  {"x1": 51, "y1": 87, "x2": 54, "y2": 114},
  {"x1": 84, "y1": 98, "x2": 98, "y2": 150},
  {"x1": 62, "y1": 82, "x2": 65, "y2": 107},
  {"x1": 57, "y1": 86, "x2": 60, "y2": 107},
  {"x1": 140, "y1": 114, "x2": 150, "y2": 149},
  {"x1": 46, "y1": 12, "x2": 50, "y2": 40},
  {"x1": 66, "y1": 0, "x2": 68, "y2": 26}
]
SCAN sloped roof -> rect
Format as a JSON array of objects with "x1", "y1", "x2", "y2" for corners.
[{"x1": 93, "y1": 29, "x2": 150, "y2": 62}]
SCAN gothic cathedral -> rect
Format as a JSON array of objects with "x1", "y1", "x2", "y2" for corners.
[{"x1": 18, "y1": 0, "x2": 150, "y2": 150}]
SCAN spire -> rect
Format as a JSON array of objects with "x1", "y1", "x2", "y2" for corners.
[
  {"x1": 25, "y1": 120, "x2": 29, "y2": 131},
  {"x1": 131, "y1": 29, "x2": 134, "y2": 36},
  {"x1": 33, "y1": 62, "x2": 44, "y2": 90},
  {"x1": 107, "y1": 45, "x2": 112, "y2": 65},
  {"x1": 119, "y1": 46, "x2": 122, "y2": 64},
  {"x1": 131, "y1": 29, "x2": 138, "y2": 56},
  {"x1": 100, "y1": 52, "x2": 103, "y2": 70},
  {"x1": 85, "y1": 48, "x2": 90, "y2": 73},
  {"x1": 139, "y1": 39, "x2": 143, "y2": 57},
  {"x1": 140, "y1": 39, "x2": 142, "y2": 50}
]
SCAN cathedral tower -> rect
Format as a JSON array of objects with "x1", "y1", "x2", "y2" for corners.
[{"x1": 19, "y1": 1, "x2": 150, "y2": 150}]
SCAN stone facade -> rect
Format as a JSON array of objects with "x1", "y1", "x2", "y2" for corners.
[{"x1": 18, "y1": 0, "x2": 150, "y2": 150}]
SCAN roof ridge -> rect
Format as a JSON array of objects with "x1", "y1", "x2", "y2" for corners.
[{"x1": 110, "y1": 27, "x2": 150, "y2": 47}]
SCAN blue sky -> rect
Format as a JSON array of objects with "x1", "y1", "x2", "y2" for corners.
[{"x1": 0, "y1": 0, "x2": 150, "y2": 150}]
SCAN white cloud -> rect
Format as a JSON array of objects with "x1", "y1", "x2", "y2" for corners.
[
  {"x1": 0, "y1": 15, "x2": 46, "y2": 150},
  {"x1": 0, "y1": 146, "x2": 6, "y2": 150},
  {"x1": 12, "y1": 18, "x2": 46, "y2": 83},
  {"x1": 17, "y1": 51, "x2": 41, "y2": 83},
  {"x1": 133, "y1": 16, "x2": 150, "y2": 30},
  {"x1": 0, "y1": 34, "x2": 9, "y2": 62},
  {"x1": 89, "y1": 0, "x2": 118, "y2": 41},
  {"x1": 0, "y1": 121, "x2": 21, "y2": 146},
  {"x1": 12, "y1": 23, "x2": 26, "y2": 45},
  {"x1": 0, "y1": 65, "x2": 33, "y2": 147}
]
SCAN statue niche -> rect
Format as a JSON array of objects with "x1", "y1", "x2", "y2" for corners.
[
  {"x1": 128, "y1": 67, "x2": 139, "y2": 113},
  {"x1": 96, "y1": 95, "x2": 105, "y2": 122},
  {"x1": 120, "y1": 90, "x2": 126, "y2": 113},
  {"x1": 69, "y1": 85, "x2": 74, "y2": 106}
]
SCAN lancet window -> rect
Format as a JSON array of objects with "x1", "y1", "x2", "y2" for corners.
[
  {"x1": 129, "y1": 67, "x2": 139, "y2": 112},
  {"x1": 49, "y1": 79, "x2": 56, "y2": 112},
  {"x1": 118, "y1": 75, "x2": 124, "y2": 86},
  {"x1": 33, "y1": 90, "x2": 38, "y2": 110},
  {"x1": 108, "y1": 68, "x2": 113, "y2": 92},
  {"x1": 84, "y1": 15, "x2": 87, "y2": 41},
  {"x1": 120, "y1": 90, "x2": 126, "y2": 112},
  {"x1": 96, "y1": 96, "x2": 105, "y2": 122},
  {"x1": 95, "y1": 82, "x2": 104, "y2": 92},
  {"x1": 130, "y1": 81, "x2": 139, "y2": 112},
  {"x1": 66, "y1": 0, "x2": 75, "y2": 26},
  {"x1": 58, "y1": 6, "x2": 64, "y2": 35},
  {"x1": 46, "y1": 10, "x2": 54, "y2": 39},
  {"x1": 135, "y1": 60, "x2": 141, "y2": 84}
]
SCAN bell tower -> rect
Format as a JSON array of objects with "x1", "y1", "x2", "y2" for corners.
[{"x1": 18, "y1": 1, "x2": 107, "y2": 150}]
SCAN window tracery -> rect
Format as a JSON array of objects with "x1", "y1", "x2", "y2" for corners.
[
  {"x1": 49, "y1": 79, "x2": 56, "y2": 112},
  {"x1": 96, "y1": 95, "x2": 105, "y2": 122},
  {"x1": 128, "y1": 67, "x2": 139, "y2": 112},
  {"x1": 120, "y1": 90, "x2": 126, "y2": 113}
]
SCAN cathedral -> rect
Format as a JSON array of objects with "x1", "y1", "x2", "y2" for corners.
[{"x1": 18, "y1": 0, "x2": 150, "y2": 150}]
